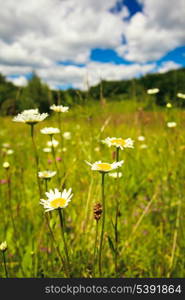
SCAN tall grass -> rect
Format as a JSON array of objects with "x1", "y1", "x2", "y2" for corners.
[{"x1": 0, "y1": 101, "x2": 185, "y2": 277}]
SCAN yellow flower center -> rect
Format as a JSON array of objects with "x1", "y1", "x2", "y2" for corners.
[
  {"x1": 42, "y1": 172, "x2": 49, "y2": 177},
  {"x1": 50, "y1": 198, "x2": 67, "y2": 208},
  {"x1": 111, "y1": 138, "x2": 125, "y2": 146},
  {"x1": 97, "y1": 163, "x2": 112, "y2": 171}
]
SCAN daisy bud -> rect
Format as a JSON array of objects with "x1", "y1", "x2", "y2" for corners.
[
  {"x1": 0, "y1": 241, "x2": 7, "y2": 252},
  {"x1": 93, "y1": 203, "x2": 103, "y2": 221}
]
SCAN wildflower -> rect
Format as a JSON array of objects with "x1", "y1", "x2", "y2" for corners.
[
  {"x1": 108, "y1": 172, "x2": 122, "y2": 178},
  {"x1": 93, "y1": 203, "x2": 103, "y2": 221},
  {"x1": 0, "y1": 241, "x2": 7, "y2": 252},
  {"x1": 38, "y1": 171, "x2": 56, "y2": 179},
  {"x1": 167, "y1": 122, "x2": 177, "y2": 128},
  {"x1": 63, "y1": 132, "x2": 71, "y2": 140},
  {"x1": 40, "y1": 188, "x2": 73, "y2": 212},
  {"x1": 3, "y1": 162, "x2": 10, "y2": 169},
  {"x1": 177, "y1": 92, "x2": 185, "y2": 99},
  {"x1": 40, "y1": 127, "x2": 60, "y2": 135},
  {"x1": 85, "y1": 160, "x2": 124, "y2": 173},
  {"x1": 137, "y1": 136, "x2": 145, "y2": 142},
  {"x1": 147, "y1": 88, "x2": 159, "y2": 95},
  {"x1": 50, "y1": 104, "x2": 69, "y2": 113},
  {"x1": 166, "y1": 103, "x2": 172, "y2": 108},
  {"x1": 102, "y1": 137, "x2": 134, "y2": 150},
  {"x1": 47, "y1": 139, "x2": 59, "y2": 148},
  {"x1": 6, "y1": 149, "x2": 14, "y2": 155},
  {"x1": 0, "y1": 179, "x2": 8, "y2": 184},
  {"x1": 94, "y1": 147, "x2": 100, "y2": 152},
  {"x1": 56, "y1": 157, "x2": 62, "y2": 162},
  {"x1": 43, "y1": 147, "x2": 52, "y2": 153},
  {"x1": 2, "y1": 143, "x2": 10, "y2": 148},
  {"x1": 13, "y1": 109, "x2": 48, "y2": 125}
]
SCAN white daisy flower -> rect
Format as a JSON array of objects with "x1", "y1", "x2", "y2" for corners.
[
  {"x1": 177, "y1": 93, "x2": 185, "y2": 99},
  {"x1": 40, "y1": 188, "x2": 73, "y2": 212},
  {"x1": 0, "y1": 241, "x2": 7, "y2": 252},
  {"x1": 6, "y1": 149, "x2": 14, "y2": 155},
  {"x1": 38, "y1": 171, "x2": 56, "y2": 179},
  {"x1": 167, "y1": 122, "x2": 177, "y2": 128},
  {"x1": 13, "y1": 109, "x2": 48, "y2": 125},
  {"x1": 166, "y1": 103, "x2": 172, "y2": 108},
  {"x1": 85, "y1": 160, "x2": 124, "y2": 173},
  {"x1": 137, "y1": 136, "x2": 145, "y2": 142},
  {"x1": 147, "y1": 88, "x2": 159, "y2": 95},
  {"x1": 63, "y1": 132, "x2": 71, "y2": 140},
  {"x1": 50, "y1": 104, "x2": 69, "y2": 113},
  {"x1": 47, "y1": 139, "x2": 59, "y2": 148},
  {"x1": 43, "y1": 147, "x2": 52, "y2": 153},
  {"x1": 3, "y1": 162, "x2": 10, "y2": 169},
  {"x1": 40, "y1": 127, "x2": 60, "y2": 135},
  {"x1": 102, "y1": 137, "x2": 134, "y2": 150},
  {"x1": 108, "y1": 172, "x2": 122, "y2": 178}
]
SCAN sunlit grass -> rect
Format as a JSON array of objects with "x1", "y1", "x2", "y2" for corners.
[{"x1": 0, "y1": 101, "x2": 185, "y2": 278}]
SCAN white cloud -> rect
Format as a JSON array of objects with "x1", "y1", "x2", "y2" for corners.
[
  {"x1": 7, "y1": 75, "x2": 28, "y2": 87},
  {"x1": 118, "y1": 0, "x2": 185, "y2": 62},
  {"x1": 0, "y1": 0, "x2": 127, "y2": 66},
  {"x1": 157, "y1": 61, "x2": 181, "y2": 74},
  {"x1": 36, "y1": 61, "x2": 156, "y2": 90},
  {"x1": 0, "y1": 0, "x2": 184, "y2": 89}
]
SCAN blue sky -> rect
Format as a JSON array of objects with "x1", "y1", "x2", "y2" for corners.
[
  {"x1": 91, "y1": 0, "x2": 185, "y2": 69},
  {"x1": 0, "y1": 0, "x2": 185, "y2": 89}
]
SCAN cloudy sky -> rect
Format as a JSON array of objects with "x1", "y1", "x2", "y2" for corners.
[{"x1": 0, "y1": 0, "x2": 185, "y2": 90}]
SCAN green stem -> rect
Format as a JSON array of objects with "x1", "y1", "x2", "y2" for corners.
[
  {"x1": 2, "y1": 252, "x2": 8, "y2": 278},
  {"x1": 44, "y1": 179, "x2": 48, "y2": 193},
  {"x1": 115, "y1": 147, "x2": 120, "y2": 275},
  {"x1": 58, "y1": 112, "x2": 64, "y2": 150},
  {"x1": 58, "y1": 208, "x2": 71, "y2": 277},
  {"x1": 30, "y1": 124, "x2": 42, "y2": 197},
  {"x1": 57, "y1": 113, "x2": 66, "y2": 188},
  {"x1": 93, "y1": 220, "x2": 99, "y2": 277},
  {"x1": 50, "y1": 135, "x2": 60, "y2": 186},
  {"x1": 99, "y1": 172, "x2": 105, "y2": 277}
]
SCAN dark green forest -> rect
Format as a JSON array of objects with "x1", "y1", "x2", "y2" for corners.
[{"x1": 0, "y1": 67, "x2": 185, "y2": 115}]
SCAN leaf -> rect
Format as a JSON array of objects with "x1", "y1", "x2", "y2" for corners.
[{"x1": 107, "y1": 236, "x2": 115, "y2": 254}]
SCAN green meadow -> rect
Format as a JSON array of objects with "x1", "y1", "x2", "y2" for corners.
[{"x1": 0, "y1": 100, "x2": 185, "y2": 278}]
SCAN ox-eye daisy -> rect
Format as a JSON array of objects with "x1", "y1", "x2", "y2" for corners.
[
  {"x1": 38, "y1": 171, "x2": 56, "y2": 179},
  {"x1": 147, "y1": 88, "x2": 159, "y2": 95},
  {"x1": 137, "y1": 136, "x2": 145, "y2": 142},
  {"x1": 85, "y1": 159, "x2": 124, "y2": 275},
  {"x1": 43, "y1": 147, "x2": 52, "y2": 153},
  {"x1": 166, "y1": 103, "x2": 172, "y2": 108},
  {"x1": 85, "y1": 160, "x2": 124, "y2": 173},
  {"x1": 177, "y1": 92, "x2": 185, "y2": 99},
  {"x1": 13, "y1": 109, "x2": 48, "y2": 125},
  {"x1": 109, "y1": 172, "x2": 123, "y2": 179},
  {"x1": 47, "y1": 139, "x2": 59, "y2": 148},
  {"x1": 167, "y1": 122, "x2": 177, "y2": 128},
  {"x1": 0, "y1": 241, "x2": 7, "y2": 252},
  {"x1": 40, "y1": 127, "x2": 60, "y2": 135},
  {"x1": 102, "y1": 137, "x2": 134, "y2": 150},
  {"x1": 40, "y1": 188, "x2": 73, "y2": 212},
  {"x1": 50, "y1": 104, "x2": 69, "y2": 113}
]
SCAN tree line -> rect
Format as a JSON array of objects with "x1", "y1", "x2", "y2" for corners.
[{"x1": 0, "y1": 68, "x2": 185, "y2": 115}]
